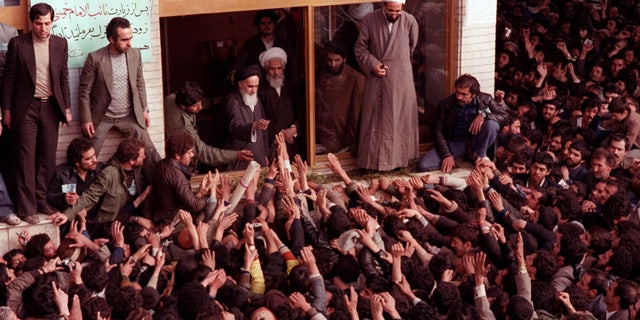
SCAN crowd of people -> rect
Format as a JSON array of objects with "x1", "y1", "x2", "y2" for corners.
[{"x1": 2, "y1": 0, "x2": 640, "y2": 319}]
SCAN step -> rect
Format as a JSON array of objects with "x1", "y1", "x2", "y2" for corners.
[{"x1": 0, "y1": 214, "x2": 60, "y2": 255}]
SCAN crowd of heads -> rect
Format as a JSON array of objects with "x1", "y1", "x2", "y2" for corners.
[{"x1": 3, "y1": 0, "x2": 640, "y2": 319}]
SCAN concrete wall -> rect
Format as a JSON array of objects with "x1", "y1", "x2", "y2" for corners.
[{"x1": 56, "y1": 0, "x2": 165, "y2": 164}]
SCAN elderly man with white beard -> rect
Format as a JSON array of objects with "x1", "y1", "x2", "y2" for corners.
[
  {"x1": 258, "y1": 47, "x2": 300, "y2": 158},
  {"x1": 225, "y1": 65, "x2": 270, "y2": 170}
]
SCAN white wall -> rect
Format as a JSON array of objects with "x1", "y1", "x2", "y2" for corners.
[{"x1": 455, "y1": 0, "x2": 497, "y2": 94}]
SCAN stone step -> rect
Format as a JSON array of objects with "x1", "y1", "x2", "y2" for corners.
[{"x1": 0, "y1": 214, "x2": 60, "y2": 256}]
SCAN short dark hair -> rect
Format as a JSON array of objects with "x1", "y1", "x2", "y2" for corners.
[
  {"x1": 559, "y1": 235, "x2": 587, "y2": 265},
  {"x1": 584, "y1": 268, "x2": 607, "y2": 296},
  {"x1": 24, "y1": 233, "x2": 51, "y2": 259},
  {"x1": 569, "y1": 140, "x2": 591, "y2": 161},
  {"x1": 289, "y1": 264, "x2": 311, "y2": 293},
  {"x1": 609, "y1": 133, "x2": 629, "y2": 151},
  {"x1": 66, "y1": 137, "x2": 94, "y2": 165},
  {"x1": 166, "y1": 130, "x2": 195, "y2": 158},
  {"x1": 106, "y1": 17, "x2": 131, "y2": 41},
  {"x1": 614, "y1": 279, "x2": 638, "y2": 309},
  {"x1": 176, "y1": 82, "x2": 203, "y2": 107},
  {"x1": 506, "y1": 295, "x2": 534, "y2": 320},
  {"x1": 532, "y1": 152, "x2": 555, "y2": 171},
  {"x1": 454, "y1": 74, "x2": 481, "y2": 95},
  {"x1": 608, "y1": 97, "x2": 631, "y2": 114},
  {"x1": 114, "y1": 138, "x2": 145, "y2": 163},
  {"x1": 591, "y1": 147, "x2": 616, "y2": 167},
  {"x1": 450, "y1": 223, "x2": 479, "y2": 247},
  {"x1": 580, "y1": 96, "x2": 601, "y2": 112},
  {"x1": 29, "y1": 3, "x2": 54, "y2": 21},
  {"x1": 82, "y1": 297, "x2": 111, "y2": 320},
  {"x1": 253, "y1": 10, "x2": 278, "y2": 26}
]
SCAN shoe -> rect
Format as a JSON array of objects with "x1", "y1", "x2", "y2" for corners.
[
  {"x1": 3, "y1": 213, "x2": 21, "y2": 225},
  {"x1": 22, "y1": 215, "x2": 40, "y2": 224},
  {"x1": 37, "y1": 204, "x2": 56, "y2": 215}
]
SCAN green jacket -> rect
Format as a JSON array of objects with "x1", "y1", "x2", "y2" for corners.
[
  {"x1": 63, "y1": 159, "x2": 146, "y2": 224},
  {"x1": 164, "y1": 93, "x2": 237, "y2": 166}
]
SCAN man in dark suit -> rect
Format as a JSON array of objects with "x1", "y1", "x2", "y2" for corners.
[
  {"x1": 1, "y1": 3, "x2": 71, "y2": 224},
  {"x1": 78, "y1": 17, "x2": 160, "y2": 175}
]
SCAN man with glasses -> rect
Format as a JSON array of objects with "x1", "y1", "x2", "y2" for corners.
[{"x1": 354, "y1": 0, "x2": 419, "y2": 171}]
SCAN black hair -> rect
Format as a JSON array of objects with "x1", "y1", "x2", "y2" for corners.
[
  {"x1": 29, "y1": 3, "x2": 54, "y2": 21},
  {"x1": 329, "y1": 254, "x2": 361, "y2": 283},
  {"x1": 175, "y1": 82, "x2": 203, "y2": 107},
  {"x1": 431, "y1": 281, "x2": 460, "y2": 315},
  {"x1": 559, "y1": 235, "x2": 587, "y2": 266},
  {"x1": 603, "y1": 192, "x2": 631, "y2": 226},
  {"x1": 554, "y1": 189, "x2": 581, "y2": 221},
  {"x1": 533, "y1": 250, "x2": 558, "y2": 280},
  {"x1": 569, "y1": 140, "x2": 591, "y2": 161},
  {"x1": 584, "y1": 268, "x2": 608, "y2": 296},
  {"x1": 532, "y1": 152, "x2": 555, "y2": 171},
  {"x1": 108, "y1": 285, "x2": 143, "y2": 319},
  {"x1": 608, "y1": 97, "x2": 631, "y2": 114},
  {"x1": 24, "y1": 272, "x2": 61, "y2": 318},
  {"x1": 506, "y1": 295, "x2": 534, "y2": 320},
  {"x1": 82, "y1": 297, "x2": 112, "y2": 320},
  {"x1": 428, "y1": 252, "x2": 453, "y2": 282},
  {"x1": 114, "y1": 138, "x2": 145, "y2": 163},
  {"x1": 450, "y1": 223, "x2": 479, "y2": 247},
  {"x1": 531, "y1": 280, "x2": 557, "y2": 313},
  {"x1": 614, "y1": 279, "x2": 638, "y2": 309},
  {"x1": 166, "y1": 129, "x2": 195, "y2": 158},
  {"x1": 66, "y1": 137, "x2": 94, "y2": 166},
  {"x1": 253, "y1": 10, "x2": 278, "y2": 26},
  {"x1": 24, "y1": 233, "x2": 51, "y2": 259},
  {"x1": 587, "y1": 226, "x2": 612, "y2": 257},
  {"x1": 608, "y1": 244, "x2": 638, "y2": 279},
  {"x1": 106, "y1": 17, "x2": 131, "y2": 41},
  {"x1": 454, "y1": 74, "x2": 481, "y2": 95},
  {"x1": 288, "y1": 264, "x2": 311, "y2": 293},
  {"x1": 176, "y1": 282, "x2": 212, "y2": 319},
  {"x1": 608, "y1": 133, "x2": 630, "y2": 151},
  {"x1": 82, "y1": 261, "x2": 109, "y2": 293}
]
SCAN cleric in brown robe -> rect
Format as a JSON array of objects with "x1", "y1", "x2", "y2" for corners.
[{"x1": 354, "y1": 0, "x2": 419, "y2": 171}]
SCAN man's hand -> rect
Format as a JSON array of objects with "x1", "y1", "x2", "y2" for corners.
[
  {"x1": 65, "y1": 192, "x2": 79, "y2": 205},
  {"x1": 283, "y1": 127, "x2": 296, "y2": 144},
  {"x1": 64, "y1": 109, "x2": 72, "y2": 124},
  {"x1": 441, "y1": 155, "x2": 455, "y2": 173},
  {"x1": 2, "y1": 109, "x2": 11, "y2": 129},
  {"x1": 47, "y1": 212, "x2": 68, "y2": 226},
  {"x1": 373, "y1": 63, "x2": 388, "y2": 78},
  {"x1": 289, "y1": 292, "x2": 312, "y2": 312},
  {"x1": 253, "y1": 119, "x2": 270, "y2": 131},
  {"x1": 469, "y1": 114, "x2": 485, "y2": 135},
  {"x1": 111, "y1": 220, "x2": 125, "y2": 248},
  {"x1": 144, "y1": 111, "x2": 151, "y2": 128},
  {"x1": 81, "y1": 122, "x2": 95, "y2": 138},
  {"x1": 237, "y1": 150, "x2": 254, "y2": 162}
]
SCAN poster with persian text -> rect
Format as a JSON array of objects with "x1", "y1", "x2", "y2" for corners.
[{"x1": 34, "y1": 0, "x2": 153, "y2": 68}]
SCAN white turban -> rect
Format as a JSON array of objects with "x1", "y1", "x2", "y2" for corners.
[
  {"x1": 348, "y1": 3, "x2": 374, "y2": 21},
  {"x1": 259, "y1": 47, "x2": 287, "y2": 69},
  {"x1": 383, "y1": 0, "x2": 406, "y2": 3}
]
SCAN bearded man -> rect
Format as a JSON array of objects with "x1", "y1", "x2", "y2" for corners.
[
  {"x1": 225, "y1": 65, "x2": 269, "y2": 170},
  {"x1": 354, "y1": 0, "x2": 419, "y2": 171},
  {"x1": 315, "y1": 41, "x2": 364, "y2": 154},
  {"x1": 258, "y1": 47, "x2": 300, "y2": 157}
]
